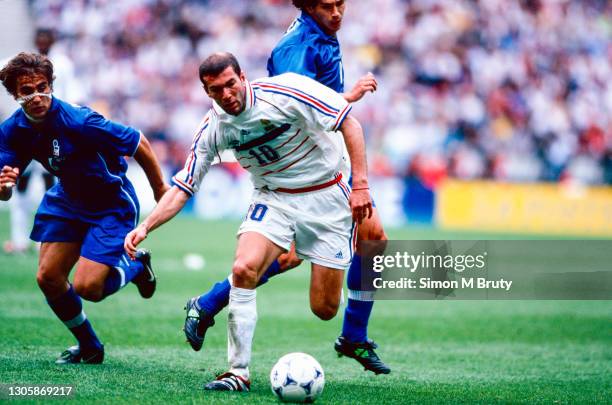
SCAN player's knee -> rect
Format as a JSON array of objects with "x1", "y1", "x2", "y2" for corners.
[
  {"x1": 370, "y1": 226, "x2": 387, "y2": 242},
  {"x1": 36, "y1": 266, "x2": 65, "y2": 295},
  {"x1": 311, "y1": 300, "x2": 339, "y2": 321},
  {"x1": 73, "y1": 280, "x2": 104, "y2": 302},
  {"x1": 232, "y1": 260, "x2": 259, "y2": 288}
]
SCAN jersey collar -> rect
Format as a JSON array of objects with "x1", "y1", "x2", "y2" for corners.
[
  {"x1": 15, "y1": 95, "x2": 59, "y2": 128},
  {"x1": 300, "y1": 11, "x2": 337, "y2": 41},
  {"x1": 211, "y1": 79, "x2": 256, "y2": 118}
]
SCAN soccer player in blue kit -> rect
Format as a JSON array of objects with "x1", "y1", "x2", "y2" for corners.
[
  {"x1": 185, "y1": 0, "x2": 390, "y2": 374},
  {"x1": 0, "y1": 53, "x2": 168, "y2": 364}
]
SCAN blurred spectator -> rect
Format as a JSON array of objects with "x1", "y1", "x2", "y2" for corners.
[{"x1": 28, "y1": 0, "x2": 612, "y2": 184}]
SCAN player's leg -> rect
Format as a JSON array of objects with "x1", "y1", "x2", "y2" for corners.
[
  {"x1": 336, "y1": 206, "x2": 391, "y2": 374},
  {"x1": 73, "y1": 250, "x2": 153, "y2": 300},
  {"x1": 204, "y1": 231, "x2": 285, "y2": 391},
  {"x1": 92, "y1": 251, "x2": 154, "y2": 299},
  {"x1": 309, "y1": 264, "x2": 344, "y2": 320},
  {"x1": 196, "y1": 245, "x2": 299, "y2": 316},
  {"x1": 37, "y1": 241, "x2": 104, "y2": 364},
  {"x1": 78, "y1": 212, "x2": 155, "y2": 301},
  {"x1": 185, "y1": 244, "x2": 302, "y2": 351},
  {"x1": 185, "y1": 198, "x2": 298, "y2": 352},
  {"x1": 292, "y1": 180, "x2": 354, "y2": 322}
]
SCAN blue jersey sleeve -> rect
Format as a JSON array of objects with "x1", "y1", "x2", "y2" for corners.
[
  {"x1": 267, "y1": 45, "x2": 318, "y2": 79},
  {"x1": 82, "y1": 111, "x2": 141, "y2": 157}
]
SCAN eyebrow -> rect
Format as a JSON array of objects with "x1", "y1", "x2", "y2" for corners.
[
  {"x1": 20, "y1": 81, "x2": 48, "y2": 89},
  {"x1": 210, "y1": 78, "x2": 235, "y2": 92}
]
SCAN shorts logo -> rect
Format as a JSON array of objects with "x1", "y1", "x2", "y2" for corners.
[{"x1": 335, "y1": 251, "x2": 344, "y2": 259}]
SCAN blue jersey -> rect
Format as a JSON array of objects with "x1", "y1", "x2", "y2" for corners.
[
  {"x1": 0, "y1": 97, "x2": 140, "y2": 216},
  {"x1": 267, "y1": 12, "x2": 344, "y2": 93}
]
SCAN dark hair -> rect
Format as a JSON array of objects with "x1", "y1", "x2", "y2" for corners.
[
  {"x1": 198, "y1": 52, "x2": 242, "y2": 85},
  {"x1": 35, "y1": 28, "x2": 55, "y2": 41},
  {"x1": 0, "y1": 52, "x2": 54, "y2": 96},
  {"x1": 292, "y1": 0, "x2": 319, "y2": 9}
]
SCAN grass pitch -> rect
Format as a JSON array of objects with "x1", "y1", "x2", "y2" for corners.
[{"x1": 0, "y1": 212, "x2": 610, "y2": 404}]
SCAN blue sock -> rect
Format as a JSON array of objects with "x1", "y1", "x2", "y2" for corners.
[
  {"x1": 342, "y1": 254, "x2": 374, "y2": 343},
  {"x1": 197, "y1": 279, "x2": 230, "y2": 316},
  {"x1": 103, "y1": 254, "x2": 144, "y2": 297},
  {"x1": 47, "y1": 285, "x2": 103, "y2": 350},
  {"x1": 197, "y1": 260, "x2": 283, "y2": 316},
  {"x1": 257, "y1": 260, "x2": 282, "y2": 285}
]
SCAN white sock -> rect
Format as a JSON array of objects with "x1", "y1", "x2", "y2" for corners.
[{"x1": 227, "y1": 286, "x2": 257, "y2": 380}]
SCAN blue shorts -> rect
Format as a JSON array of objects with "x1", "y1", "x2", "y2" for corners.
[
  {"x1": 348, "y1": 175, "x2": 376, "y2": 208},
  {"x1": 30, "y1": 185, "x2": 139, "y2": 267}
]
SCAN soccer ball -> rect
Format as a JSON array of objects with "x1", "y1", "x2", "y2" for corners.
[{"x1": 270, "y1": 352, "x2": 325, "y2": 403}]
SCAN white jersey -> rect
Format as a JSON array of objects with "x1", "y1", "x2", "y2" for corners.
[{"x1": 173, "y1": 73, "x2": 352, "y2": 195}]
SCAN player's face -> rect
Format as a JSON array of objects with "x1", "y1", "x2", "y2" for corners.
[
  {"x1": 203, "y1": 66, "x2": 247, "y2": 116},
  {"x1": 35, "y1": 33, "x2": 54, "y2": 55},
  {"x1": 307, "y1": 0, "x2": 345, "y2": 35},
  {"x1": 15, "y1": 73, "x2": 52, "y2": 120}
]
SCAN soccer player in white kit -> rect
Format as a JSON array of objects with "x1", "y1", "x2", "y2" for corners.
[{"x1": 124, "y1": 52, "x2": 372, "y2": 391}]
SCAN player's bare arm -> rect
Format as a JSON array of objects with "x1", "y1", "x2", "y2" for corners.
[
  {"x1": 343, "y1": 72, "x2": 377, "y2": 103},
  {"x1": 0, "y1": 166, "x2": 19, "y2": 200},
  {"x1": 133, "y1": 133, "x2": 169, "y2": 202},
  {"x1": 124, "y1": 186, "x2": 190, "y2": 258},
  {"x1": 339, "y1": 114, "x2": 372, "y2": 223}
]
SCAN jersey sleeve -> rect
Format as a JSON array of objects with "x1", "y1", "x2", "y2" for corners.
[
  {"x1": 171, "y1": 112, "x2": 222, "y2": 196},
  {"x1": 267, "y1": 45, "x2": 318, "y2": 79},
  {"x1": 82, "y1": 110, "x2": 141, "y2": 157},
  {"x1": 269, "y1": 73, "x2": 352, "y2": 132}
]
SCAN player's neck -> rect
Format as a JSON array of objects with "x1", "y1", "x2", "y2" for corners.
[{"x1": 24, "y1": 111, "x2": 46, "y2": 125}]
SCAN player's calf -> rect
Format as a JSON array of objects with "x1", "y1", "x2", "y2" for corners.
[
  {"x1": 356, "y1": 207, "x2": 387, "y2": 254},
  {"x1": 277, "y1": 246, "x2": 303, "y2": 271}
]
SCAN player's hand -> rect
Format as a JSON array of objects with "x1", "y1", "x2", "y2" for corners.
[
  {"x1": 0, "y1": 166, "x2": 19, "y2": 191},
  {"x1": 345, "y1": 72, "x2": 377, "y2": 103},
  {"x1": 124, "y1": 223, "x2": 148, "y2": 259},
  {"x1": 153, "y1": 183, "x2": 171, "y2": 202},
  {"x1": 349, "y1": 188, "x2": 372, "y2": 224}
]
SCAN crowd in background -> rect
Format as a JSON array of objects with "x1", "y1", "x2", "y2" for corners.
[{"x1": 27, "y1": 0, "x2": 612, "y2": 185}]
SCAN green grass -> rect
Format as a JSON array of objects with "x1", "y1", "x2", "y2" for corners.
[{"x1": 0, "y1": 211, "x2": 610, "y2": 404}]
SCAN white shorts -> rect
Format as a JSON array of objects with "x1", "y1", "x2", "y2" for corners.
[{"x1": 237, "y1": 181, "x2": 356, "y2": 270}]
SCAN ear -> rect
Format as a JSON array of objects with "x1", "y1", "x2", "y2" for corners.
[
  {"x1": 201, "y1": 78, "x2": 210, "y2": 95},
  {"x1": 304, "y1": 3, "x2": 316, "y2": 14},
  {"x1": 239, "y1": 71, "x2": 246, "y2": 83}
]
